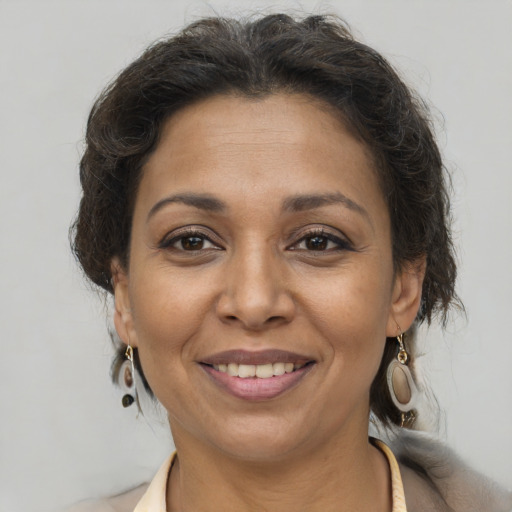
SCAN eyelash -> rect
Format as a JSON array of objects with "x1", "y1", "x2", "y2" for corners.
[
  {"x1": 289, "y1": 228, "x2": 353, "y2": 253},
  {"x1": 159, "y1": 227, "x2": 222, "y2": 252},
  {"x1": 159, "y1": 226, "x2": 353, "y2": 254}
]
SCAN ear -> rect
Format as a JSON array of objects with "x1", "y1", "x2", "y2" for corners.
[
  {"x1": 111, "y1": 258, "x2": 137, "y2": 347},
  {"x1": 386, "y1": 256, "x2": 426, "y2": 337}
]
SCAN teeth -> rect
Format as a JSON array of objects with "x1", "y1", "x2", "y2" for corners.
[
  {"x1": 227, "y1": 363, "x2": 238, "y2": 376},
  {"x1": 255, "y1": 364, "x2": 274, "y2": 378},
  {"x1": 273, "y1": 362, "x2": 285, "y2": 376},
  {"x1": 212, "y1": 362, "x2": 307, "y2": 378},
  {"x1": 238, "y1": 364, "x2": 256, "y2": 378}
]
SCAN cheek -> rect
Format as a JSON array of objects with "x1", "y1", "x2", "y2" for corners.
[
  {"x1": 306, "y1": 262, "x2": 393, "y2": 366},
  {"x1": 128, "y1": 269, "x2": 214, "y2": 366}
]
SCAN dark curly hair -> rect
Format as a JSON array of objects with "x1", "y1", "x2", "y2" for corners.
[{"x1": 71, "y1": 13, "x2": 459, "y2": 428}]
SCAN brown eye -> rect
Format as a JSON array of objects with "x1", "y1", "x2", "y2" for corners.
[
  {"x1": 305, "y1": 236, "x2": 328, "y2": 250},
  {"x1": 159, "y1": 228, "x2": 222, "y2": 253},
  {"x1": 289, "y1": 229, "x2": 353, "y2": 253},
  {"x1": 181, "y1": 236, "x2": 205, "y2": 250}
]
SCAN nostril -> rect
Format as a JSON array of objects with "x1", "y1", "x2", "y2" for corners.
[{"x1": 216, "y1": 290, "x2": 295, "y2": 329}]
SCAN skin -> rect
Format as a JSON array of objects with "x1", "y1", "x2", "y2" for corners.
[{"x1": 112, "y1": 93, "x2": 424, "y2": 512}]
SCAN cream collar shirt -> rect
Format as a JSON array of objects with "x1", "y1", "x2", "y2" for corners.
[{"x1": 133, "y1": 439, "x2": 407, "y2": 512}]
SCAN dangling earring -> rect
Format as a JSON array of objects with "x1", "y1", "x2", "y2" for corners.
[
  {"x1": 386, "y1": 332, "x2": 418, "y2": 427},
  {"x1": 120, "y1": 345, "x2": 137, "y2": 408}
]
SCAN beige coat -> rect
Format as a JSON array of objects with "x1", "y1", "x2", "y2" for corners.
[{"x1": 391, "y1": 430, "x2": 512, "y2": 512}]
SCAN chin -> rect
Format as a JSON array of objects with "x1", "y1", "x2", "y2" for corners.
[
  {"x1": 213, "y1": 432, "x2": 307, "y2": 462},
  {"x1": 200, "y1": 412, "x2": 336, "y2": 463}
]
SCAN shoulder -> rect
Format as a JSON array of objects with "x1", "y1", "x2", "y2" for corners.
[
  {"x1": 390, "y1": 430, "x2": 512, "y2": 512},
  {"x1": 63, "y1": 483, "x2": 149, "y2": 512}
]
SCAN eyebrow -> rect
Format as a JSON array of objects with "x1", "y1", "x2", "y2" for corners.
[
  {"x1": 282, "y1": 192, "x2": 371, "y2": 220},
  {"x1": 147, "y1": 191, "x2": 371, "y2": 225},
  {"x1": 147, "y1": 193, "x2": 226, "y2": 222}
]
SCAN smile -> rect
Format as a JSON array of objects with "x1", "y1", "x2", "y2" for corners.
[
  {"x1": 212, "y1": 362, "x2": 307, "y2": 378},
  {"x1": 200, "y1": 350, "x2": 315, "y2": 400}
]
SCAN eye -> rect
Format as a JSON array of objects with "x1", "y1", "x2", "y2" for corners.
[
  {"x1": 290, "y1": 229, "x2": 353, "y2": 252},
  {"x1": 159, "y1": 228, "x2": 222, "y2": 252},
  {"x1": 176, "y1": 235, "x2": 215, "y2": 251},
  {"x1": 301, "y1": 235, "x2": 333, "y2": 251}
]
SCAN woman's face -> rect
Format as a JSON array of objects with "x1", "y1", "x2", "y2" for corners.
[{"x1": 113, "y1": 94, "x2": 422, "y2": 460}]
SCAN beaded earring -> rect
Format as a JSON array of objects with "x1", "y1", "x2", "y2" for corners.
[{"x1": 119, "y1": 345, "x2": 137, "y2": 408}]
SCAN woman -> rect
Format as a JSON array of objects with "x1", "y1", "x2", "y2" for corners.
[{"x1": 70, "y1": 13, "x2": 512, "y2": 512}]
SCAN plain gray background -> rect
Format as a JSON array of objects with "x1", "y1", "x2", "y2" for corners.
[{"x1": 1, "y1": 1, "x2": 511, "y2": 511}]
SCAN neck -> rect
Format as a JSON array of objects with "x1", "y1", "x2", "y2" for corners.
[{"x1": 167, "y1": 423, "x2": 392, "y2": 512}]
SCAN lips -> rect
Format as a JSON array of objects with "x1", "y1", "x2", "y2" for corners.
[
  {"x1": 201, "y1": 349, "x2": 312, "y2": 366},
  {"x1": 213, "y1": 361, "x2": 306, "y2": 378},
  {"x1": 199, "y1": 350, "x2": 315, "y2": 400}
]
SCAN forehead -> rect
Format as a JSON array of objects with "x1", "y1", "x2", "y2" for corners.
[
  {"x1": 155, "y1": 93, "x2": 369, "y2": 160},
  {"x1": 138, "y1": 93, "x2": 384, "y2": 215}
]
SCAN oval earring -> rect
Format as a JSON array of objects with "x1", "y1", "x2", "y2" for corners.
[{"x1": 386, "y1": 333, "x2": 418, "y2": 427}]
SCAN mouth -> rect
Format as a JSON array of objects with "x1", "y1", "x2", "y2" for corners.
[
  {"x1": 199, "y1": 350, "x2": 316, "y2": 401},
  {"x1": 208, "y1": 361, "x2": 310, "y2": 378}
]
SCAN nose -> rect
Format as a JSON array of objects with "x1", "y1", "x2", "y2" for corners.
[{"x1": 215, "y1": 243, "x2": 296, "y2": 331}]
